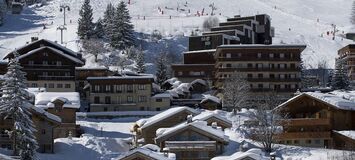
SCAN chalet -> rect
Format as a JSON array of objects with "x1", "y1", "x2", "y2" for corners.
[
  {"x1": 3, "y1": 39, "x2": 85, "y2": 92},
  {"x1": 116, "y1": 144, "x2": 175, "y2": 160},
  {"x1": 0, "y1": 104, "x2": 61, "y2": 153},
  {"x1": 35, "y1": 92, "x2": 81, "y2": 138},
  {"x1": 200, "y1": 95, "x2": 222, "y2": 110},
  {"x1": 192, "y1": 110, "x2": 232, "y2": 130},
  {"x1": 275, "y1": 91, "x2": 355, "y2": 149},
  {"x1": 155, "y1": 120, "x2": 229, "y2": 160},
  {"x1": 132, "y1": 107, "x2": 200, "y2": 144},
  {"x1": 86, "y1": 75, "x2": 155, "y2": 112}
]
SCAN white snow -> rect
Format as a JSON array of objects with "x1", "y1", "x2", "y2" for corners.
[
  {"x1": 201, "y1": 94, "x2": 221, "y2": 104},
  {"x1": 116, "y1": 144, "x2": 175, "y2": 160},
  {"x1": 35, "y1": 92, "x2": 81, "y2": 109},
  {"x1": 212, "y1": 148, "x2": 269, "y2": 160},
  {"x1": 335, "y1": 130, "x2": 355, "y2": 140},
  {"x1": 137, "y1": 106, "x2": 199, "y2": 129},
  {"x1": 152, "y1": 93, "x2": 172, "y2": 98},
  {"x1": 87, "y1": 75, "x2": 154, "y2": 80},
  {"x1": 30, "y1": 104, "x2": 61, "y2": 123},
  {"x1": 192, "y1": 110, "x2": 232, "y2": 126}
]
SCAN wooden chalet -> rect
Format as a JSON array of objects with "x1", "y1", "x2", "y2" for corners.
[
  {"x1": 132, "y1": 107, "x2": 200, "y2": 144},
  {"x1": 275, "y1": 91, "x2": 355, "y2": 149},
  {"x1": 4, "y1": 39, "x2": 85, "y2": 92},
  {"x1": 155, "y1": 120, "x2": 229, "y2": 160}
]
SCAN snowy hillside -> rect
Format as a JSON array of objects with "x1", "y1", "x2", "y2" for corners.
[{"x1": 0, "y1": 0, "x2": 354, "y2": 68}]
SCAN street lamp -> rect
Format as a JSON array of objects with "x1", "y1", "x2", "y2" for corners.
[{"x1": 60, "y1": 4, "x2": 70, "y2": 25}]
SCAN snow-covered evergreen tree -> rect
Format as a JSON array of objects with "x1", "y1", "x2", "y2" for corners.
[
  {"x1": 331, "y1": 58, "x2": 350, "y2": 90},
  {"x1": 110, "y1": 1, "x2": 135, "y2": 49},
  {"x1": 155, "y1": 52, "x2": 168, "y2": 85},
  {"x1": 92, "y1": 18, "x2": 105, "y2": 39},
  {"x1": 77, "y1": 0, "x2": 94, "y2": 39},
  {"x1": 0, "y1": 51, "x2": 38, "y2": 159},
  {"x1": 135, "y1": 47, "x2": 145, "y2": 73},
  {"x1": 103, "y1": 3, "x2": 115, "y2": 39}
]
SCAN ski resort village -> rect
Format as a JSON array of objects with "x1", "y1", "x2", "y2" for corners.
[{"x1": 1, "y1": 0, "x2": 355, "y2": 160}]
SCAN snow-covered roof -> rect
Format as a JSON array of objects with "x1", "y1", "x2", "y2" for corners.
[
  {"x1": 190, "y1": 79, "x2": 207, "y2": 86},
  {"x1": 35, "y1": 92, "x2": 80, "y2": 109},
  {"x1": 14, "y1": 39, "x2": 78, "y2": 57},
  {"x1": 18, "y1": 46, "x2": 84, "y2": 64},
  {"x1": 152, "y1": 93, "x2": 172, "y2": 99},
  {"x1": 30, "y1": 104, "x2": 61, "y2": 123},
  {"x1": 87, "y1": 75, "x2": 154, "y2": 80},
  {"x1": 26, "y1": 87, "x2": 46, "y2": 96},
  {"x1": 212, "y1": 148, "x2": 268, "y2": 160},
  {"x1": 276, "y1": 91, "x2": 355, "y2": 111},
  {"x1": 184, "y1": 49, "x2": 216, "y2": 54},
  {"x1": 192, "y1": 110, "x2": 232, "y2": 126},
  {"x1": 116, "y1": 144, "x2": 175, "y2": 160},
  {"x1": 156, "y1": 121, "x2": 229, "y2": 143},
  {"x1": 137, "y1": 106, "x2": 199, "y2": 129},
  {"x1": 218, "y1": 44, "x2": 307, "y2": 49},
  {"x1": 334, "y1": 130, "x2": 355, "y2": 140},
  {"x1": 75, "y1": 66, "x2": 108, "y2": 70},
  {"x1": 201, "y1": 94, "x2": 221, "y2": 104}
]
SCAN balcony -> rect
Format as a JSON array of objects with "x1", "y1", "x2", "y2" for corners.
[
  {"x1": 276, "y1": 131, "x2": 331, "y2": 140},
  {"x1": 37, "y1": 76, "x2": 75, "y2": 81},
  {"x1": 217, "y1": 57, "x2": 301, "y2": 62},
  {"x1": 216, "y1": 67, "x2": 300, "y2": 73},
  {"x1": 279, "y1": 118, "x2": 331, "y2": 127},
  {"x1": 165, "y1": 141, "x2": 216, "y2": 151}
]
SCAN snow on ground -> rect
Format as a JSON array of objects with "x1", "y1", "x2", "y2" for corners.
[
  {"x1": 1, "y1": 0, "x2": 354, "y2": 68},
  {"x1": 38, "y1": 117, "x2": 139, "y2": 160}
]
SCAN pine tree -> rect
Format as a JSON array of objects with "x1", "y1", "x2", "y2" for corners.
[
  {"x1": 351, "y1": 1, "x2": 355, "y2": 25},
  {"x1": 155, "y1": 52, "x2": 168, "y2": 85},
  {"x1": 332, "y1": 58, "x2": 350, "y2": 90},
  {"x1": 103, "y1": 3, "x2": 115, "y2": 39},
  {"x1": 0, "y1": 51, "x2": 38, "y2": 159},
  {"x1": 110, "y1": 1, "x2": 135, "y2": 49},
  {"x1": 135, "y1": 46, "x2": 145, "y2": 73},
  {"x1": 92, "y1": 18, "x2": 105, "y2": 39},
  {"x1": 77, "y1": 0, "x2": 94, "y2": 39}
]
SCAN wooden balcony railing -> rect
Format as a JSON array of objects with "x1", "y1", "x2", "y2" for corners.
[
  {"x1": 275, "y1": 131, "x2": 331, "y2": 140},
  {"x1": 165, "y1": 141, "x2": 216, "y2": 151},
  {"x1": 279, "y1": 118, "x2": 331, "y2": 127}
]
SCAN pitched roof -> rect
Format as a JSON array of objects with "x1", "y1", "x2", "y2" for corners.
[
  {"x1": 136, "y1": 106, "x2": 199, "y2": 129},
  {"x1": 18, "y1": 46, "x2": 84, "y2": 64},
  {"x1": 276, "y1": 91, "x2": 355, "y2": 111},
  {"x1": 116, "y1": 144, "x2": 175, "y2": 160},
  {"x1": 35, "y1": 92, "x2": 80, "y2": 109},
  {"x1": 155, "y1": 121, "x2": 229, "y2": 143},
  {"x1": 192, "y1": 110, "x2": 232, "y2": 127}
]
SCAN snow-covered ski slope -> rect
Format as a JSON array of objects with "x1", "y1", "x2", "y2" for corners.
[{"x1": 0, "y1": 0, "x2": 354, "y2": 68}]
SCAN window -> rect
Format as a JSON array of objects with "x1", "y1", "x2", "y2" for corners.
[
  {"x1": 247, "y1": 74, "x2": 253, "y2": 78},
  {"x1": 127, "y1": 85, "x2": 133, "y2": 92},
  {"x1": 238, "y1": 53, "x2": 242, "y2": 57},
  {"x1": 247, "y1": 63, "x2": 253, "y2": 68},
  {"x1": 56, "y1": 61, "x2": 62, "y2": 66},
  {"x1": 315, "y1": 139, "x2": 320, "y2": 144},
  {"x1": 105, "y1": 96, "x2": 111, "y2": 104},
  {"x1": 31, "y1": 83, "x2": 37, "y2": 87},
  {"x1": 28, "y1": 61, "x2": 34, "y2": 65},
  {"x1": 43, "y1": 61, "x2": 48, "y2": 65},
  {"x1": 117, "y1": 96, "x2": 121, "y2": 104},
  {"x1": 140, "y1": 107, "x2": 145, "y2": 111},
  {"x1": 294, "y1": 140, "x2": 299, "y2": 144},
  {"x1": 127, "y1": 96, "x2": 133, "y2": 103},
  {"x1": 116, "y1": 85, "x2": 122, "y2": 92},
  {"x1": 65, "y1": 84, "x2": 71, "y2": 88},
  {"x1": 94, "y1": 85, "x2": 100, "y2": 92},
  {"x1": 178, "y1": 71, "x2": 183, "y2": 76},
  {"x1": 65, "y1": 72, "x2": 70, "y2": 77},
  {"x1": 49, "y1": 83, "x2": 54, "y2": 88},
  {"x1": 226, "y1": 64, "x2": 232, "y2": 68},
  {"x1": 57, "y1": 84, "x2": 63, "y2": 88},
  {"x1": 44, "y1": 83, "x2": 47, "y2": 88},
  {"x1": 257, "y1": 53, "x2": 262, "y2": 58},
  {"x1": 138, "y1": 85, "x2": 145, "y2": 90},
  {"x1": 104, "y1": 107, "x2": 108, "y2": 111},
  {"x1": 139, "y1": 96, "x2": 147, "y2": 102},
  {"x1": 43, "y1": 52, "x2": 48, "y2": 56},
  {"x1": 41, "y1": 129, "x2": 46, "y2": 135},
  {"x1": 257, "y1": 63, "x2": 263, "y2": 68},
  {"x1": 269, "y1": 53, "x2": 274, "y2": 58},
  {"x1": 43, "y1": 72, "x2": 48, "y2": 76},
  {"x1": 156, "y1": 107, "x2": 161, "y2": 111},
  {"x1": 280, "y1": 53, "x2": 285, "y2": 58},
  {"x1": 258, "y1": 84, "x2": 263, "y2": 88},
  {"x1": 105, "y1": 85, "x2": 111, "y2": 92},
  {"x1": 258, "y1": 74, "x2": 263, "y2": 78},
  {"x1": 226, "y1": 53, "x2": 231, "y2": 58},
  {"x1": 156, "y1": 98, "x2": 162, "y2": 102},
  {"x1": 306, "y1": 140, "x2": 312, "y2": 144},
  {"x1": 94, "y1": 97, "x2": 100, "y2": 103}
]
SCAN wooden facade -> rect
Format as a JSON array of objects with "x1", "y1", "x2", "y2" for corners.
[
  {"x1": 276, "y1": 93, "x2": 355, "y2": 149},
  {"x1": 155, "y1": 122, "x2": 228, "y2": 160},
  {"x1": 0, "y1": 107, "x2": 60, "y2": 153},
  {"x1": 3, "y1": 39, "x2": 85, "y2": 92}
]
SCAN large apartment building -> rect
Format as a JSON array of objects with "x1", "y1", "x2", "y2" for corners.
[
  {"x1": 3, "y1": 39, "x2": 85, "y2": 92},
  {"x1": 215, "y1": 45, "x2": 305, "y2": 100},
  {"x1": 338, "y1": 44, "x2": 355, "y2": 82},
  {"x1": 171, "y1": 14, "x2": 305, "y2": 104}
]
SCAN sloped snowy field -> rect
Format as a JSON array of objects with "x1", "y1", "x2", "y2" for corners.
[{"x1": 0, "y1": 0, "x2": 354, "y2": 68}]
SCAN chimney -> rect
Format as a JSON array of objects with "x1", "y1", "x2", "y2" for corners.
[
  {"x1": 186, "y1": 115, "x2": 193, "y2": 123},
  {"x1": 31, "y1": 37, "x2": 38, "y2": 42}
]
